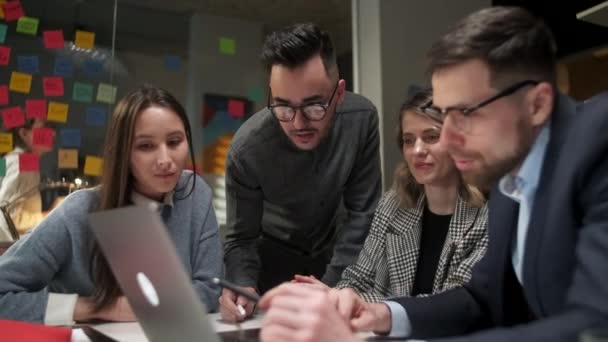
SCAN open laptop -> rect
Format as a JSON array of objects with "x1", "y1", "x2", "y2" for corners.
[{"x1": 89, "y1": 205, "x2": 254, "y2": 342}]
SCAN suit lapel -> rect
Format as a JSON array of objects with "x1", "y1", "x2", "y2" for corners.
[{"x1": 385, "y1": 196, "x2": 425, "y2": 296}]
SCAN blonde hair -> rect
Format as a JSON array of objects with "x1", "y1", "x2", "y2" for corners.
[{"x1": 392, "y1": 89, "x2": 485, "y2": 208}]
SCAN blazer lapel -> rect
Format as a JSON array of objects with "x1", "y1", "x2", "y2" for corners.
[{"x1": 385, "y1": 196, "x2": 425, "y2": 296}]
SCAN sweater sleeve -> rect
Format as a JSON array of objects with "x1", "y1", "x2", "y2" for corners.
[{"x1": 0, "y1": 207, "x2": 72, "y2": 323}]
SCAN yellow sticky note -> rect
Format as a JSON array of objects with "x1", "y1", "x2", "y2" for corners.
[
  {"x1": 96, "y1": 83, "x2": 117, "y2": 104},
  {"x1": 47, "y1": 101, "x2": 69, "y2": 123},
  {"x1": 58, "y1": 148, "x2": 78, "y2": 169},
  {"x1": 9, "y1": 71, "x2": 32, "y2": 94},
  {"x1": 0, "y1": 132, "x2": 13, "y2": 153},
  {"x1": 0, "y1": 1, "x2": 5, "y2": 20},
  {"x1": 75, "y1": 30, "x2": 95, "y2": 49},
  {"x1": 84, "y1": 156, "x2": 103, "y2": 176}
]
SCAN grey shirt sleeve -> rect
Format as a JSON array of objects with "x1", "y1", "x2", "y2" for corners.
[
  {"x1": 322, "y1": 109, "x2": 382, "y2": 285},
  {"x1": 223, "y1": 152, "x2": 264, "y2": 288},
  {"x1": 0, "y1": 209, "x2": 71, "y2": 323},
  {"x1": 191, "y1": 201, "x2": 223, "y2": 312}
]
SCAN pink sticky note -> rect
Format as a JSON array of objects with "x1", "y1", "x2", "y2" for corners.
[
  {"x1": 0, "y1": 45, "x2": 11, "y2": 66},
  {"x1": 19, "y1": 152, "x2": 39, "y2": 172},
  {"x1": 2, "y1": 1, "x2": 24, "y2": 22},
  {"x1": 32, "y1": 127, "x2": 55, "y2": 149},
  {"x1": 228, "y1": 99, "x2": 245, "y2": 118},
  {"x1": 0, "y1": 85, "x2": 8, "y2": 106},
  {"x1": 25, "y1": 99, "x2": 47, "y2": 119},
  {"x1": 43, "y1": 30, "x2": 64, "y2": 49},
  {"x1": 2, "y1": 106, "x2": 25, "y2": 129},
  {"x1": 43, "y1": 77, "x2": 64, "y2": 97}
]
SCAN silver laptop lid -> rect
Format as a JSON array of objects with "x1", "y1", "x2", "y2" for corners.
[{"x1": 89, "y1": 205, "x2": 220, "y2": 342}]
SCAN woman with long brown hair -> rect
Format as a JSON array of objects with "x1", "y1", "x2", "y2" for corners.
[
  {"x1": 0, "y1": 86, "x2": 222, "y2": 324},
  {"x1": 295, "y1": 89, "x2": 488, "y2": 301}
]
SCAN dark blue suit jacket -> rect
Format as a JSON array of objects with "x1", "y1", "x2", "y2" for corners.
[{"x1": 393, "y1": 93, "x2": 608, "y2": 341}]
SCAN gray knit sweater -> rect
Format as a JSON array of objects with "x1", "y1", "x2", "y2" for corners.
[{"x1": 0, "y1": 171, "x2": 222, "y2": 323}]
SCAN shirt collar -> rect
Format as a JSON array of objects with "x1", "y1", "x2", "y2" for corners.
[
  {"x1": 130, "y1": 190, "x2": 174, "y2": 212},
  {"x1": 499, "y1": 123, "x2": 551, "y2": 202}
]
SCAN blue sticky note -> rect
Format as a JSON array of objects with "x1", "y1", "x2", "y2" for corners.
[
  {"x1": 54, "y1": 56, "x2": 74, "y2": 77},
  {"x1": 164, "y1": 55, "x2": 181, "y2": 72},
  {"x1": 60, "y1": 129, "x2": 81, "y2": 147},
  {"x1": 0, "y1": 24, "x2": 7, "y2": 44},
  {"x1": 17, "y1": 55, "x2": 39, "y2": 74},
  {"x1": 85, "y1": 106, "x2": 107, "y2": 126},
  {"x1": 83, "y1": 59, "x2": 103, "y2": 78}
]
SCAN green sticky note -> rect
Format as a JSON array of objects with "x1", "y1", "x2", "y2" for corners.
[
  {"x1": 73, "y1": 82, "x2": 94, "y2": 103},
  {"x1": 248, "y1": 86, "x2": 264, "y2": 102},
  {"x1": 0, "y1": 158, "x2": 6, "y2": 177},
  {"x1": 219, "y1": 37, "x2": 236, "y2": 55},
  {"x1": 16, "y1": 17, "x2": 39, "y2": 36},
  {"x1": 96, "y1": 83, "x2": 117, "y2": 104},
  {"x1": 0, "y1": 24, "x2": 7, "y2": 44}
]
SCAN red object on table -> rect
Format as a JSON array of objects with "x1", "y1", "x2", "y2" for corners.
[{"x1": 0, "y1": 320, "x2": 71, "y2": 341}]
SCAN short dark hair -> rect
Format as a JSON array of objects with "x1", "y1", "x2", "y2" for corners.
[
  {"x1": 261, "y1": 23, "x2": 338, "y2": 77},
  {"x1": 427, "y1": 6, "x2": 557, "y2": 86}
]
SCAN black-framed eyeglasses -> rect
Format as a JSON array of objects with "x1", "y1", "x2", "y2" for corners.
[
  {"x1": 421, "y1": 79, "x2": 540, "y2": 134},
  {"x1": 267, "y1": 81, "x2": 340, "y2": 122}
]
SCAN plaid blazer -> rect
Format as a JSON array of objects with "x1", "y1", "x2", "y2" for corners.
[{"x1": 335, "y1": 190, "x2": 488, "y2": 302}]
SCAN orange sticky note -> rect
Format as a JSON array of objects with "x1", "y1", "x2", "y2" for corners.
[
  {"x1": 43, "y1": 77, "x2": 64, "y2": 97},
  {"x1": 47, "y1": 101, "x2": 68, "y2": 123},
  {"x1": 0, "y1": 132, "x2": 13, "y2": 153},
  {"x1": 75, "y1": 30, "x2": 95, "y2": 49},
  {"x1": 43, "y1": 29, "x2": 64, "y2": 49},
  {"x1": 84, "y1": 156, "x2": 103, "y2": 176},
  {"x1": 19, "y1": 152, "x2": 39, "y2": 172},
  {"x1": 2, "y1": 106, "x2": 25, "y2": 129},
  {"x1": 25, "y1": 99, "x2": 46, "y2": 119},
  {"x1": 0, "y1": 45, "x2": 10, "y2": 65},
  {"x1": 9, "y1": 71, "x2": 32, "y2": 94},
  {"x1": 0, "y1": 85, "x2": 8, "y2": 106},
  {"x1": 58, "y1": 148, "x2": 78, "y2": 169},
  {"x1": 32, "y1": 127, "x2": 55, "y2": 149}
]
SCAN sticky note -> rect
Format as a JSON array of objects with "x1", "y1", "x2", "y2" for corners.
[
  {"x1": 219, "y1": 37, "x2": 236, "y2": 55},
  {"x1": 227, "y1": 99, "x2": 245, "y2": 118},
  {"x1": 75, "y1": 30, "x2": 95, "y2": 49},
  {"x1": 0, "y1": 133, "x2": 13, "y2": 153},
  {"x1": 0, "y1": 0, "x2": 4, "y2": 20},
  {"x1": 96, "y1": 83, "x2": 116, "y2": 104},
  {"x1": 57, "y1": 148, "x2": 78, "y2": 169},
  {"x1": 43, "y1": 77, "x2": 64, "y2": 97},
  {"x1": 73, "y1": 82, "x2": 93, "y2": 103},
  {"x1": 54, "y1": 56, "x2": 73, "y2": 77},
  {"x1": 47, "y1": 101, "x2": 68, "y2": 123},
  {"x1": 86, "y1": 106, "x2": 107, "y2": 126},
  {"x1": 164, "y1": 55, "x2": 181, "y2": 72},
  {"x1": 17, "y1": 55, "x2": 39, "y2": 74},
  {"x1": 84, "y1": 156, "x2": 103, "y2": 176},
  {"x1": 25, "y1": 99, "x2": 46, "y2": 119},
  {"x1": 0, "y1": 158, "x2": 5, "y2": 177},
  {"x1": 19, "y1": 152, "x2": 39, "y2": 172},
  {"x1": 43, "y1": 29, "x2": 64, "y2": 49},
  {"x1": 247, "y1": 86, "x2": 264, "y2": 103},
  {"x1": 9, "y1": 71, "x2": 32, "y2": 94},
  {"x1": 32, "y1": 127, "x2": 55, "y2": 149},
  {"x1": 2, "y1": 1, "x2": 24, "y2": 22},
  {"x1": 59, "y1": 128, "x2": 80, "y2": 147},
  {"x1": 0, "y1": 24, "x2": 7, "y2": 44},
  {"x1": 16, "y1": 16, "x2": 38, "y2": 35},
  {"x1": 1, "y1": 106, "x2": 25, "y2": 129},
  {"x1": 0, "y1": 45, "x2": 10, "y2": 65},
  {"x1": 83, "y1": 59, "x2": 103, "y2": 78},
  {"x1": 0, "y1": 85, "x2": 8, "y2": 106}
]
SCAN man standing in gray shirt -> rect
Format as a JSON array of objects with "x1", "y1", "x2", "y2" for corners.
[{"x1": 220, "y1": 23, "x2": 381, "y2": 322}]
